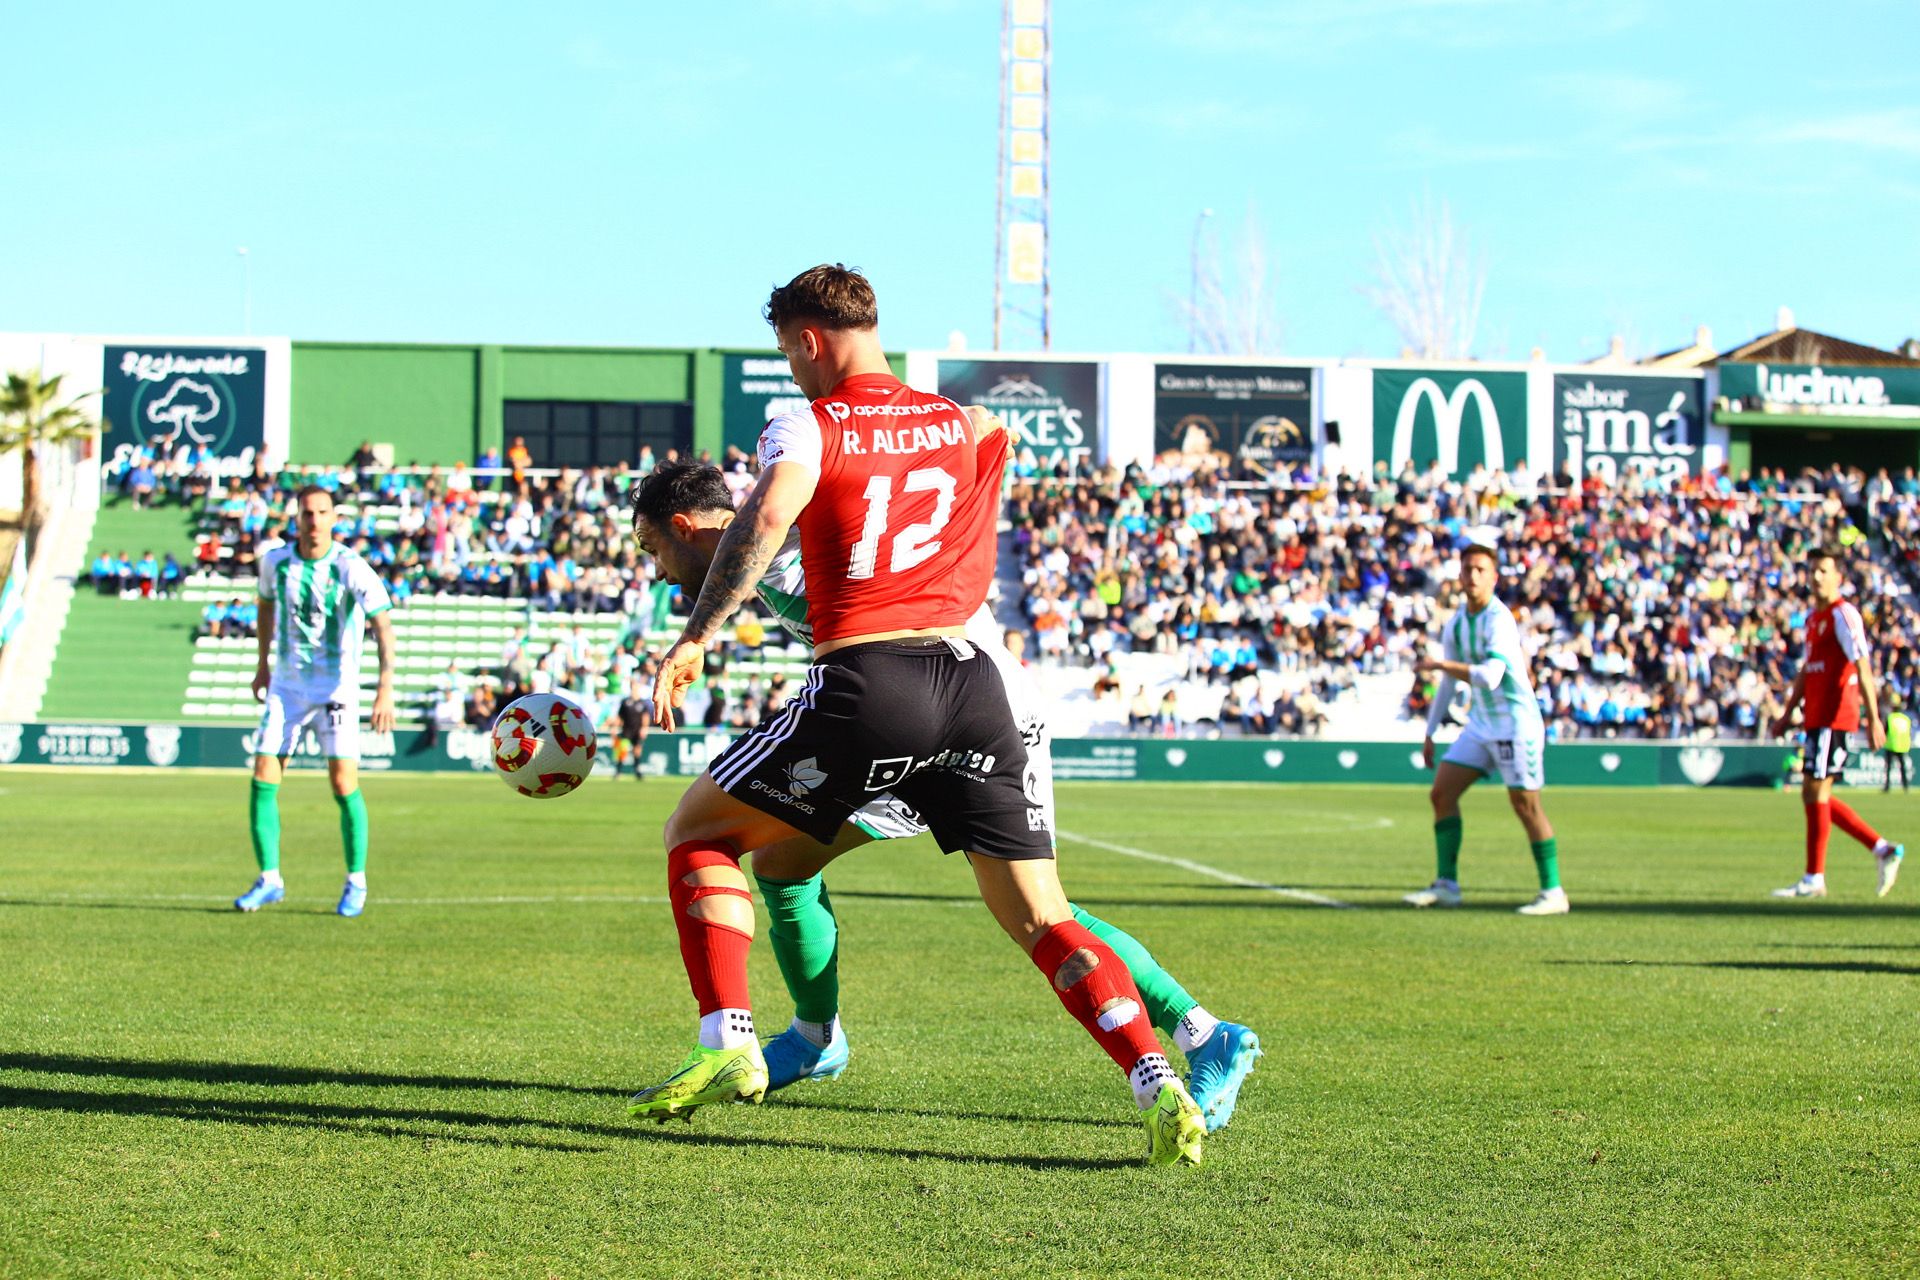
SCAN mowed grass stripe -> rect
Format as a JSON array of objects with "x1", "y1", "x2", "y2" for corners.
[{"x1": 0, "y1": 772, "x2": 1914, "y2": 1278}]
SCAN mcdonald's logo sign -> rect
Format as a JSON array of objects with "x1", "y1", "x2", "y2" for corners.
[{"x1": 1372, "y1": 368, "x2": 1526, "y2": 477}]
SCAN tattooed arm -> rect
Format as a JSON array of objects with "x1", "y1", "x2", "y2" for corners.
[{"x1": 651, "y1": 461, "x2": 817, "y2": 730}]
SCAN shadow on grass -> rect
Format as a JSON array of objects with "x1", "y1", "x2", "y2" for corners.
[
  {"x1": 0, "y1": 898, "x2": 233, "y2": 916},
  {"x1": 627, "y1": 1124, "x2": 1140, "y2": 1171},
  {"x1": 0, "y1": 1056, "x2": 1144, "y2": 1170},
  {"x1": 0, "y1": 1051, "x2": 619, "y2": 1098},
  {"x1": 1548, "y1": 958, "x2": 1920, "y2": 977},
  {"x1": 772, "y1": 1095, "x2": 1135, "y2": 1131},
  {"x1": 0, "y1": 1083, "x2": 605, "y2": 1153}
]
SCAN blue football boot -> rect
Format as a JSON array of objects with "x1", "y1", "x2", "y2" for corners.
[
  {"x1": 763, "y1": 1026, "x2": 850, "y2": 1092},
  {"x1": 235, "y1": 876, "x2": 285, "y2": 912},
  {"x1": 336, "y1": 880, "x2": 368, "y2": 918},
  {"x1": 1185, "y1": 1022, "x2": 1262, "y2": 1133}
]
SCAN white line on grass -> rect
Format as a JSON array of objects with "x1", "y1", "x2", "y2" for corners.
[{"x1": 1057, "y1": 830, "x2": 1357, "y2": 909}]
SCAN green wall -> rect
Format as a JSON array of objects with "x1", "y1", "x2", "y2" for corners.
[
  {"x1": 290, "y1": 342, "x2": 907, "y2": 466},
  {"x1": 292, "y1": 344, "x2": 483, "y2": 466}
]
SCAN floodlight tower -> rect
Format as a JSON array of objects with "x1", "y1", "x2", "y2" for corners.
[{"x1": 992, "y1": 0, "x2": 1051, "y2": 352}]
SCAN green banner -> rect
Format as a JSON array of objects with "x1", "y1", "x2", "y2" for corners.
[
  {"x1": 1372, "y1": 368, "x2": 1528, "y2": 477},
  {"x1": 720, "y1": 353, "x2": 809, "y2": 461},
  {"x1": 1719, "y1": 362, "x2": 1920, "y2": 413},
  {"x1": 1553, "y1": 373, "x2": 1704, "y2": 486},
  {"x1": 0, "y1": 723, "x2": 1825, "y2": 789}
]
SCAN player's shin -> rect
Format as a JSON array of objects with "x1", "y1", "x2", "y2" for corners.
[
  {"x1": 1804, "y1": 799, "x2": 1832, "y2": 876},
  {"x1": 1069, "y1": 903, "x2": 1209, "y2": 1046},
  {"x1": 668, "y1": 841, "x2": 756, "y2": 1047},
  {"x1": 1529, "y1": 838, "x2": 1561, "y2": 892},
  {"x1": 250, "y1": 779, "x2": 281, "y2": 874},
  {"x1": 1030, "y1": 922, "x2": 1177, "y2": 1107},
  {"x1": 756, "y1": 872, "x2": 840, "y2": 1034},
  {"x1": 336, "y1": 790, "x2": 368, "y2": 877},
  {"x1": 1828, "y1": 798, "x2": 1882, "y2": 851},
  {"x1": 1434, "y1": 815, "x2": 1463, "y2": 883}
]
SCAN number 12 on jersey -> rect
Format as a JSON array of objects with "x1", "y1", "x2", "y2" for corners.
[{"x1": 848, "y1": 466, "x2": 956, "y2": 580}]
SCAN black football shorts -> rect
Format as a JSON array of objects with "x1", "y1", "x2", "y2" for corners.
[
  {"x1": 708, "y1": 637, "x2": 1054, "y2": 859},
  {"x1": 1804, "y1": 727, "x2": 1853, "y2": 781}
]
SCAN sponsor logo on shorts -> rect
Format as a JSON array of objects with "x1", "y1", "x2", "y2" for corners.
[
  {"x1": 1027, "y1": 807, "x2": 1050, "y2": 832},
  {"x1": 866, "y1": 756, "x2": 914, "y2": 791},
  {"x1": 749, "y1": 778, "x2": 818, "y2": 815},
  {"x1": 785, "y1": 757, "x2": 827, "y2": 796},
  {"x1": 864, "y1": 748, "x2": 1000, "y2": 789}
]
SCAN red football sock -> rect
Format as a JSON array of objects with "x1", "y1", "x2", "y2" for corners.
[
  {"x1": 1828, "y1": 798, "x2": 1882, "y2": 851},
  {"x1": 1029, "y1": 921, "x2": 1162, "y2": 1073},
  {"x1": 667, "y1": 840, "x2": 753, "y2": 1015},
  {"x1": 1804, "y1": 800, "x2": 1831, "y2": 876}
]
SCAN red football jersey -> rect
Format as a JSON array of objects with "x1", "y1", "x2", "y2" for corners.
[
  {"x1": 1802, "y1": 600, "x2": 1868, "y2": 731},
  {"x1": 758, "y1": 373, "x2": 1007, "y2": 643}
]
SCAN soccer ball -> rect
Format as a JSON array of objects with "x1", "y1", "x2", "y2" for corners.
[{"x1": 491, "y1": 693, "x2": 597, "y2": 798}]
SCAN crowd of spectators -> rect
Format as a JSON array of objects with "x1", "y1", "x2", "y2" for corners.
[
  {"x1": 1010, "y1": 457, "x2": 1920, "y2": 741},
  {"x1": 101, "y1": 424, "x2": 1920, "y2": 744}
]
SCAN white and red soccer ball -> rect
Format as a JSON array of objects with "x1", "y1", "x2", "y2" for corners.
[{"x1": 491, "y1": 693, "x2": 597, "y2": 798}]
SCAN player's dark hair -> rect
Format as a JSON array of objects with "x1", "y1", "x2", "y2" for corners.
[
  {"x1": 1811, "y1": 545, "x2": 1844, "y2": 568},
  {"x1": 630, "y1": 461, "x2": 735, "y2": 532},
  {"x1": 1460, "y1": 542, "x2": 1499, "y2": 569},
  {"x1": 294, "y1": 483, "x2": 333, "y2": 506},
  {"x1": 764, "y1": 263, "x2": 878, "y2": 332}
]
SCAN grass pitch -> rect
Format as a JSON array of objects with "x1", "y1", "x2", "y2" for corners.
[{"x1": 1, "y1": 772, "x2": 1914, "y2": 1278}]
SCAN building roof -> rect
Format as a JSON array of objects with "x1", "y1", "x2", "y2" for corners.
[{"x1": 1716, "y1": 320, "x2": 1920, "y2": 368}]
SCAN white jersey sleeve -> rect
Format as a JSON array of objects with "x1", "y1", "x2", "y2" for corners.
[
  {"x1": 1836, "y1": 601, "x2": 1869, "y2": 661},
  {"x1": 343, "y1": 554, "x2": 394, "y2": 617},
  {"x1": 757, "y1": 409, "x2": 823, "y2": 474},
  {"x1": 257, "y1": 547, "x2": 281, "y2": 600}
]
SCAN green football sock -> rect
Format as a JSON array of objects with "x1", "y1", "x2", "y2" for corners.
[
  {"x1": 1434, "y1": 815, "x2": 1463, "y2": 882},
  {"x1": 756, "y1": 873, "x2": 839, "y2": 1024},
  {"x1": 335, "y1": 789, "x2": 368, "y2": 875},
  {"x1": 1070, "y1": 903, "x2": 1196, "y2": 1035},
  {"x1": 1530, "y1": 837, "x2": 1561, "y2": 892},
  {"x1": 249, "y1": 780, "x2": 281, "y2": 872}
]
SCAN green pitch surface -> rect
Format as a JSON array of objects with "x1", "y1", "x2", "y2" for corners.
[{"x1": 2, "y1": 773, "x2": 1914, "y2": 1278}]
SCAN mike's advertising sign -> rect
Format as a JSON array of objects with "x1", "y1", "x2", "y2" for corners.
[{"x1": 935, "y1": 359, "x2": 1101, "y2": 472}]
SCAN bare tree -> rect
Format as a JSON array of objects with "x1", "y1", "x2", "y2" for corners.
[
  {"x1": 1172, "y1": 203, "x2": 1286, "y2": 356},
  {"x1": 1363, "y1": 194, "x2": 1487, "y2": 360}
]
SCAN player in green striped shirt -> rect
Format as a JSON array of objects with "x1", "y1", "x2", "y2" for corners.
[
  {"x1": 236, "y1": 485, "x2": 397, "y2": 918},
  {"x1": 1408, "y1": 539, "x2": 1567, "y2": 915}
]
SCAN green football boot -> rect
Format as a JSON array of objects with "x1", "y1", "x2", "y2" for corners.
[
  {"x1": 627, "y1": 1042, "x2": 769, "y2": 1123},
  {"x1": 1143, "y1": 1081, "x2": 1206, "y2": 1166}
]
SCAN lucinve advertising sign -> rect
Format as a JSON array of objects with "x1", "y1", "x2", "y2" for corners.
[
  {"x1": 1554, "y1": 374, "x2": 1704, "y2": 485},
  {"x1": 102, "y1": 345, "x2": 267, "y2": 465},
  {"x1": 1719, "y1": 362, "x2": 1920, "y2": 414},
  {"x1": 1371, "y1": 368, "x2": 1528, "y2": 478},
  {"x1": 935, "y1": 359, "x2": 1101, "y2": 472}
]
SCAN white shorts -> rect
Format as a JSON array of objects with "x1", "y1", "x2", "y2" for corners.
[
  {"x1": 256, "y1": 684, "x2": 360, "y2": 760},
  {"x1": 846, "y1": 631, "x2": 1057, "y2": 848},
  {"x1": 1443, "y1": 722, "x2": 1545, "y2": 792}
]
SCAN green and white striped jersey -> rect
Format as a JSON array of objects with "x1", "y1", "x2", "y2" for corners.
[
  {"x1": 257, "y1": 542, "x2": 392, "y2": 696},
  {"x1": 755, "y1": 530, "x2": 815, "y2": 646},
  {"x1": 1440, "y1": 597, "x2": 1542, "y2": 738}
]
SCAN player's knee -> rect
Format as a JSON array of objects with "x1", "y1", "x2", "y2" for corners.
[{"x1": 1051, "y1": 946, "x2": 1099, "y2": 992}]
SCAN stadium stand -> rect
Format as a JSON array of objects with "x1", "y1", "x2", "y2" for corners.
[{"x1": 47, "y1": 452, "x2": 1920, "y2": 744}]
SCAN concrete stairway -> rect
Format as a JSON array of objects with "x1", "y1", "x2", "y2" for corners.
[{"x1": 0, "y1": 506, "x2": 96, "y2": 721}]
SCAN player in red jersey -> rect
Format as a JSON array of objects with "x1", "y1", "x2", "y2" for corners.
[
  {"x1": 626, "y1": 265, "x2": 1206, "y2": 1164},
  {"x1": 1768, "y1": 547, "x2": 1903, "y2": 900}
]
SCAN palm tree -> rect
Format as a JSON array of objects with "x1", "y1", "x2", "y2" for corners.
[{"x1": 0, "y1": 369, "x2": 101, "y2": 549}]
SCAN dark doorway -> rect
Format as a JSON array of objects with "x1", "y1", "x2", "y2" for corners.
[
  {"x1": 503, "y1": 401, "x2": 693, "y2": 469},
  {"x1": 1751, "y1": 426, "x2": 1918, "y2": 476}
]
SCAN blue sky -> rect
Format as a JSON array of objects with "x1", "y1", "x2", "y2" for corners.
[{"x1": 9, "y1": 0, "x2": 1918, "y2": 361}]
